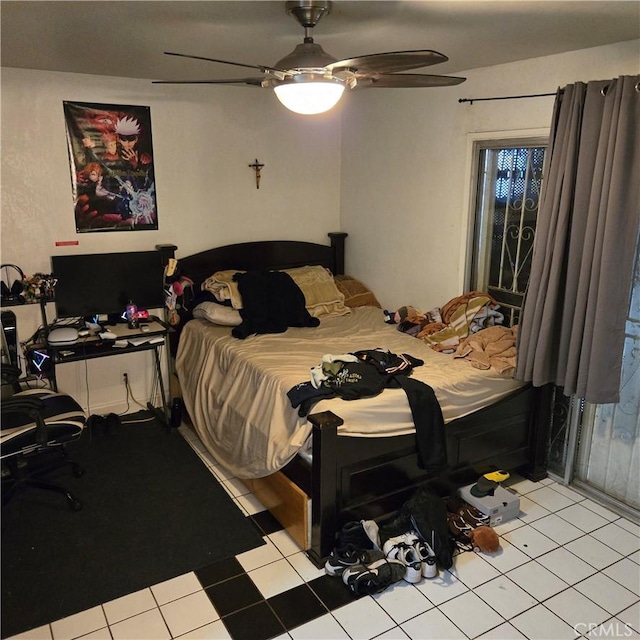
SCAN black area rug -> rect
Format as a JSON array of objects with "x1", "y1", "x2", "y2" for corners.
[{"x1": 1, "y1": 415, "x2": 264, "y2": 638}]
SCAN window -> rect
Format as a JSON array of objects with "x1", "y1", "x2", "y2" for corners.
[{"x1": 469, "y1": 141, "x2": 547, "y2": 326}]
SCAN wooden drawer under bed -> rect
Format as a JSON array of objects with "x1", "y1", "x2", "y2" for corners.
[{"x1": 241, "y1": 472, "x2": 311, "y2": 551}]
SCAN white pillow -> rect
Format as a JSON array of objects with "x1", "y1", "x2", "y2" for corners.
[{"x1": 193, "y1": 301, "x2": 242, "y2": 326}]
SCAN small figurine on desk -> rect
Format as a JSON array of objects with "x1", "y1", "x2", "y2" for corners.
[{"x1": 126, "y1": 300, "x2": 139, "y2": 329}]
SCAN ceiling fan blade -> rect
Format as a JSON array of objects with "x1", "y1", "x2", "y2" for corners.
[
  {"x1": 164, "y1": 51, "x2": 283, "y2": 75},
  {"x1": 327, "y1": 50, "x2": 448, "y2": 74},
  {"x1": 354, "y1": 73, "x2": 466, "y2": 89},
  {"x1": 152, "y1": 78, "x2": 264, "y2": 86}
]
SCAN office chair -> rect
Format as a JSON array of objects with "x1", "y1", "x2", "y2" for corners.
[{"x1": 1, "y1": 364, "x2": 86, "y2": 511}]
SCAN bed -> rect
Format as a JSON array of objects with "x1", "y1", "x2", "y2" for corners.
[{"x1": 173, "y1": 233, "x2": 551, "y2": 566}]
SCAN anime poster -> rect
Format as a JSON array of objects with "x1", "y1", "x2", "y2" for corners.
[{"x1": 63, "y1": 101, "x2": 158, "y2": 232}]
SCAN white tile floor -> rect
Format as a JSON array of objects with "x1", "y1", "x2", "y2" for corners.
[{"x1": 7, "y1": 425, "x2": 640, "y2": 640}]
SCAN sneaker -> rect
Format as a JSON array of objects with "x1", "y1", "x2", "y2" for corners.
[
  {"x1": 87, "y1": 414, "x2": 106, "y2": 436},
  {"x1": 457, "y1": 503, "x2": 489, "y2": 527},
  {"x1": 337, "y1": 520, "x2": 380, "y2": 551},
  {"x1": 382, "y1": 533, "x2": 423, "y2": 583},
  {"x1": 325, "y1": 544, "x2": 385, "y2": 577},
  {"x1": 342, "y1": 557, "x2": 406, "y2": 596},
  {"x1": 413, "y1": 537, "x2": 438, "y2": 578},
  {"x1": 361, "y1": 519, "x2": 381, "y2": 550},
  {"x1": 483, "y1": 470, "x2": 510, "y2": 483},
  {"x1": 447, "y1": 512, "x2": 473, "y2": 541}
]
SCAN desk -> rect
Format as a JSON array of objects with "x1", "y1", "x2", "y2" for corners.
[{"x1": 47, "y1": 318, "x2": 170, "y2": 425}]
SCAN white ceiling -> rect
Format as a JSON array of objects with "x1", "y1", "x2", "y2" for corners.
[{"x1": 1, "y1": 1, "x2": 639, "y2": 83}]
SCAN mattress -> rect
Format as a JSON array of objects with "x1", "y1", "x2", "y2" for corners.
[{"x1": 176, "y1": 306, "x2": 524, "y2": 478}]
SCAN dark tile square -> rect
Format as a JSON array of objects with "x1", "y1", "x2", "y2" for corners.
[
  {"x1": 247, "y1": 516, "x2": 268, "y2": 539},
  {"x1": 267, "y1": 583, "x2": 327, "y2": 631},
  {"x1": 307, "y1": 574, "x2": 357, "y2": 610},
  {"x1": 250, "y1": 510, "x2": 284, "y2": 536},
  {"x1": 195, "y1": 556, "x2": 245, "y2": 589},
  {"x1": 223, "y1": 601, "x2": 285, "y2": 640},
  {"x1": 205, "y1": 573, "x2": 263, "y2": 617}
]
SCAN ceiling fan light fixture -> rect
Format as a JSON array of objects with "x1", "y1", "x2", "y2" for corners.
[
  {"x1": 158, "y1": 1, "x2": 466, "y2": 104},
  {"x1": 273, "y1": 77, "x2": 345, "y2": 115}
]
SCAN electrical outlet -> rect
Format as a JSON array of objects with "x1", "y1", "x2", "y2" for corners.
[{"x1": 122, "y1": 372, "x2": 129, "y2": 385}]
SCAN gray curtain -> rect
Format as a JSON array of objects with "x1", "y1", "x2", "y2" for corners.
[{"x1": 516, "y1": 75, "x2": 640, "y2": 404}]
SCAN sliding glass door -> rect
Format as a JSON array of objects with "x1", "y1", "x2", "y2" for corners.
[{"x1": 571, "y1": 242, "x2": 640, "y2": 516}]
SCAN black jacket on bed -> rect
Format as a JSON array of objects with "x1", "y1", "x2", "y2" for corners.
[
  {"x1": 288, "y1": 348, "x2": 447, "y2": 472},
  {"x1": 231, "y1": 270, "x2": 320, "y2": 339}
]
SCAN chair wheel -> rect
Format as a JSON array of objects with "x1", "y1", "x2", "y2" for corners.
[
  {"x1": 69, "y1": 498, "x2": 83, "y2": 511},
  {"x1": 72, "y1": 465, "x2": 85, "y2": 478}
]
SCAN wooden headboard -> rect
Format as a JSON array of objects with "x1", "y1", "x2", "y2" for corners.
[{"x1": 178, "y1": 232, "x2": 348, "y2": 291}]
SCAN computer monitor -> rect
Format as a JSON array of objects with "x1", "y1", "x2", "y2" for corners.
[{"x1": 51, "y1": 251, "x2": 165, "y2": 321}]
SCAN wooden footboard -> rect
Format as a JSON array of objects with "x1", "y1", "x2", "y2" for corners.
[{"x1": 279, "y1": 383, "x2": 552, "y2": 566}]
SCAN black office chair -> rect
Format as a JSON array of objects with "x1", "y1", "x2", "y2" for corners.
[{"x1": 1, "y1": 364, "x2": 86, "y2": 511}]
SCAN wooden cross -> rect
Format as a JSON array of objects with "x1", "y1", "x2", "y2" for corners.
[{"x1": 249, "y1": 158, "x2": 265, "y2": 189}]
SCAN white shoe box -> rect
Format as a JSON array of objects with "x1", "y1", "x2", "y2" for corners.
[{"x1": 458, "y1": 483, "x2": 521, "y2": 526}]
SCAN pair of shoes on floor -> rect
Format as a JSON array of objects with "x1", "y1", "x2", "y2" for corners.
[
  {"x1": 325, "y1": 544, "x2": 385, "y2": 577},
  {"x1": 382, "y1": 531, "x2": 438, "y2": 581},
  {"x1": 87, "y1": 413, "x2": 120, "y2": 436},
  {"x1": 378, "y1": 487, "x2": 454, "y2": 571},
  {"x1": 337, "y1": 519, "x2": 381, "y2": 551},
  {"x1": 342, "y1": 554, "x2": 406, "y2": 596}
]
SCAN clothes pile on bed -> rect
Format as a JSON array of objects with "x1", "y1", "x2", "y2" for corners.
[
  {"x1": 288, "y1": 348, "x2": 447, "y2": 472},
  {"x1": 193, "y1": 265, "x2": 352, "y2": 337},
  {"x1": 388, "y1": 291, "x2": 518, "y2": 375},
  {"x1": 202, "y1": 264, "x2": 352, "y2": 320}
]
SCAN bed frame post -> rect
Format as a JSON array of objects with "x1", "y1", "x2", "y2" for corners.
[
  {"x1": 307, "y1": 410, "x2": 344, "y2": 566},
  {"x1": 328, "y1": 232, "x2": 348, "y2": 275},
  {"x1": 155, "y1": 243, "x2": 177, "y2": 266}
]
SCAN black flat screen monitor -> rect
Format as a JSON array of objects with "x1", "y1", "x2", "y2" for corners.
[{"x1": 51, "y1": 251, "x2": 165, "y2": 320}]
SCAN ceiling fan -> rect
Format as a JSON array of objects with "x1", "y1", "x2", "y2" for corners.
[{"x1": 154, "y1": 0, "x2": 466, "y2": 115}]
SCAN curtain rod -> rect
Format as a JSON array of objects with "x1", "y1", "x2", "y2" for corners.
[{"x1": 458, "y1": 91, "x2": 558, "y2": 105}]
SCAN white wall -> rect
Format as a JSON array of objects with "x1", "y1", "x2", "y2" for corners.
[
  {"x1": 1, "y1": 68, "x2": 342, "y2": 266},
  {"x1": 1, "y1": 68, "x2": 342, "y2": 412},
  {"x1": 340, "y1": 39, "x2": 640, "y2": 312}
]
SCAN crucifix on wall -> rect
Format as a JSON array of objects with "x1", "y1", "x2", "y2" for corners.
[{"x1": 249, "y1": 158, "x2": 264, "y2": 189}]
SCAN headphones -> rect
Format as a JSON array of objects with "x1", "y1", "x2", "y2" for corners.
[{"x1": 1, "y1": 264, "x2": 26, "y2": 304}]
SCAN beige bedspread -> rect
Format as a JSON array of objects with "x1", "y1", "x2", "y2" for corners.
[{"x1": 176, "y1": 306, "x2": 523, "y2": 479}]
